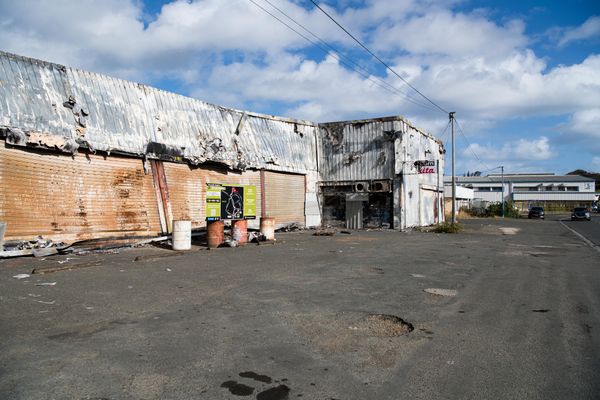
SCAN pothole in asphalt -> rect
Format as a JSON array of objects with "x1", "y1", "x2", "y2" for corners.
[
  {"x1": 424, "y1": 288, "x2": 457, "y2": 297},
  {"x1": 350, "y1": 314, "x2": 414, "y2": 337},
  {"x1": 499, "y1": 227, "x2": 520, "y2": 235}
]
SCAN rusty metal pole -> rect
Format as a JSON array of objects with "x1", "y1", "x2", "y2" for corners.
[{"x1": 450, "y1": 112, "x2": 456, "y2": 224}]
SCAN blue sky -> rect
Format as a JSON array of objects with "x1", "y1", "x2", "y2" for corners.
[{"x1": 1, "y1": 0, "x2": 599, "y2": 175}]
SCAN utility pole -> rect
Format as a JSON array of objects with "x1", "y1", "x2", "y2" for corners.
[
  {"x1": 501, "y1": 165, "x2": 505, "y2": 218},
  {"x1": 450, "y1": 112, "x2": 456, "y2": 224}
]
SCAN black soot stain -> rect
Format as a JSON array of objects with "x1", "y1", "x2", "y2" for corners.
[
  {"x1": 239, "y1": 371, "x2": 273, "y2": 384},
  {"x1": 220, "y1": 380, "x2": 254, "y2": 396},
  {"x1": 256, "y1": 384, "x2": 291, "y2": 400}
]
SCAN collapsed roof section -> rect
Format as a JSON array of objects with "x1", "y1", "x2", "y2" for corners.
[{"x1": 0, "y1": 51, "x2": 443, "y2": 177}]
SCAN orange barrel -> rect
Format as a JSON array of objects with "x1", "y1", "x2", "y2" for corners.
[
  {"x1": 260, "y1": 217, "x2": 275, "y2": 240},
  {"x1": 231, "y1": 219, "x2": 248, "y2": 246},
  {"x1": 207, "y1": 220, "x2": 224, "y2": 248}
]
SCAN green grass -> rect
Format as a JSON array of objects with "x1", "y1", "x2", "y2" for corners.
[{"x1": 432, "y1": 222, "x2": 462, "y2": 233}]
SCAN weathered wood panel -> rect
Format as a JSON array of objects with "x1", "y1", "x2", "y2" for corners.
[{"x1": 0, "y1": 141, "x2": 162, "y2": 242}]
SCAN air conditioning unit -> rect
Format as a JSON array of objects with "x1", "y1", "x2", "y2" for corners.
[
  {"x1": 369, "y1": 180, "x2": 391, "y2": 192},
  {"x1": 353, "y1": 182, "x2": 368, "y2": 192}
]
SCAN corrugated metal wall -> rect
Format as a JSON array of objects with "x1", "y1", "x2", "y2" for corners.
[
  {"x1": 263, "y1": 171, "x2": 305, "y2": 226},
  {"x1": 0, "y1": 141, "x2": 162, "y2": 242},
  {"x1": 0, "y1": 53, "x2": 73, "y2": 136},
  {"x1": 318, "y1": 119, "x2": 396, "y2": 182},
  {"x1": 163, "y1": 163, "x2": 262, "y2": 229}
]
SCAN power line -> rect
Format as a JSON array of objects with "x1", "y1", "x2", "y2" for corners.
[
  {"x1": 454, "y1": 117, "x2": 494, "y2": 172},
  {"x1": 308, "y1": 0, "x2": 448, "y2": 115},
  {"x1": 245, "y1": 0, "x2": 439, "y2": 112},
  {"x1": 257, "y1": 0, "x2": 438, "y2": 112},
  {"x1": 438, "y1": 119, "x2": 451, "y2": 142}
]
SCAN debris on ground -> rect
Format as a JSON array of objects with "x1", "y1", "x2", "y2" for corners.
[
  {"x1": 35, "y1": 282, "x2": 57, "y2": 286},
  {"x1": 340, "y1": 230, "x2": 352, "y2": 234},
  {"x1": 276, "y1": 223, "x2": 301, "y2": 232},
  {"x1": 32, "y1": 247, "x2": 58, "y2": 258},
  {"x1": 12, "y1": 274, "x2": 30, "y2": 280},
  {"x1": 410, "y1": 273, "x2": 426, "y2": 278},
  {"x1": 31, "y1": 260, "x2": 102, "y2": 275},
  {"x1": 313, "y1": 229, "x2": 335, "y2": 236},
  {"x1": 134, "y1": 252, "x2": 188, "y2": 262},
  {"x1": 1, "y1": 249, "x2": 34, "y2": 258},
  {"x1": 36, "y1": 300, "x2": 56, "y2": 305},
  {"x1": 10, "y1": 236, "x2": 65, "y2": 250},
  {"x1": 424, "y1": 288, "x2": 457, "y2": 297},
  {"x1": 248, "y1": 232, "x2": 267, "y2": 244},
  {"x1": 76, "y1": 248, "x2": 121, "y2": 255}
]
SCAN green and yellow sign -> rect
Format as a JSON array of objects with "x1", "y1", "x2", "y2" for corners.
[{"x1": 206, "y1": 183, "x2": 256, "y2": 221}]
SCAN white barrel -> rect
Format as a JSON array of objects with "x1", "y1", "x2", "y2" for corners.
[
  {"x1": 260, "y1": 217, "x2": 275, "y2": 241},
  {"x1": 0, "y1": 222, "x2": 6, "y2": 251},
  {"x1": 172, "y1": 220, "x2": 192, "y2": 250}
]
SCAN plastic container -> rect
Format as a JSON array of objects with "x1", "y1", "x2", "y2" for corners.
[{"x1": 172, "y1": 220, "x2": 192, "y2": 250}]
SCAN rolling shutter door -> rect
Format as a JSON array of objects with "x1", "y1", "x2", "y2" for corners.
[
  {"x1": 0, "y1": 142, "x2": 162, "y2": 243},
  {"x1": 263, "y1": 171, "x2": 305, "y2": 226},
  {"x1": 163, "y1": 163, "x2": 261, "y2": 229}
]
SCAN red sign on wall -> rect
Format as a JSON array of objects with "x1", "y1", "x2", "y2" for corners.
[{"x1": 414, "y1": 160, "x2": 435, "y2": 174}]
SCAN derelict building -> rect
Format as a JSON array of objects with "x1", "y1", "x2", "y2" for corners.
[{"x1": 0, "y1": 51, "x2": 444, "y2": 244}]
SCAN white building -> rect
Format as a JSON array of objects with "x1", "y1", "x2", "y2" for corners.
[{"x1": 444, "y1": 173, "x2": 597, "y2": 212}]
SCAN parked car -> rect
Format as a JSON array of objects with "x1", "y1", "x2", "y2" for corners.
[
  {"x1": 571, "y1": 207, "x2": 591, "y2": 221},
  {"x1": 528, "y1": 206, "x2": 545, "y2": 219}
]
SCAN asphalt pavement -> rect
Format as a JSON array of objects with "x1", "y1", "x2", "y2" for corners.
[
  {"x1": 1, "y1": 217, "x2": 599, "y2": 400},
  {"x1": 560, "y1": 214, "x2": 600, "y2": 247}
]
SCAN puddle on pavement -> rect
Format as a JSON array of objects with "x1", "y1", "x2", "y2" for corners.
[
  {"x1": 220, "y1": 380, "x2": 254, "y2": 396},
  {"x1": 239, "y1": 371, "x2": 272, "y2": 384},
  {"x1": 256, "y1": 384, "x2": 290, "y2": 400}
]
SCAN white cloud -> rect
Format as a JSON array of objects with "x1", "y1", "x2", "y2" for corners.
[
  {"x1": 558, "y1": 15, "x2": 600, "y2": 46},
  {"x1": 372, "y1": 9, "x2": 527, "y2": 59},
  {"x1": 463, "y1": 136, "x2": 556, "y2": 164},
  {"x1": 513, "y1": 136, "x2": 556, "y2": 160},
  {"x1": 0, "y1": 0, "x2": 599, "y2": 143},
  {"x1": 567, "y1": 109, "x2": 600, "y2": 137}
]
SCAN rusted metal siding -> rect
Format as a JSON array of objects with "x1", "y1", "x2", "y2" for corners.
[
  {"x1": 162, "y1": 163, "x2": 262, "y2": 229},
  {"x1": 263, "y1": 171, "x2": 305, "y2": 226},
  {"x1": 318, "y1": 118, "x2": 397, "y2": 182},
  {"x1": 0, "y1": 141, "x2": 162, "y2": 243}
]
